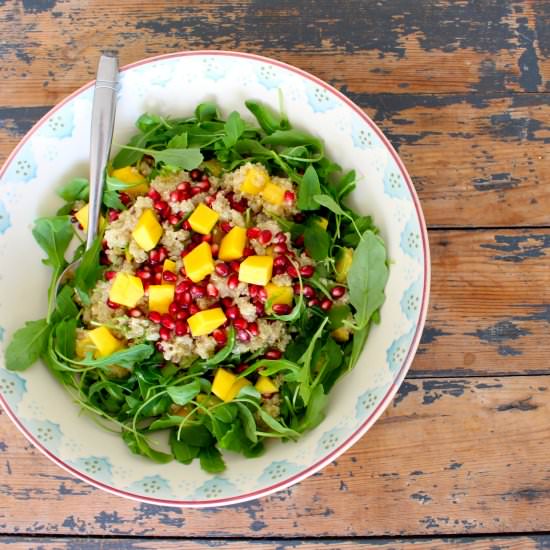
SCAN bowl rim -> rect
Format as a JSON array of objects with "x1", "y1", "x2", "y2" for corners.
[{"x1": 0, "y1": 49, "x2": 431, "y2": 507}]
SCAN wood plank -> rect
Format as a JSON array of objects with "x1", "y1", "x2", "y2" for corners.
[
  {"x1": 1, "y1": 535, "x2": 550, "y2": 549},
  {"x1": 2, "y1": 93, "x2": 549, "y2": 228},
  {"x1": 1, "y1": 376, "x2": 550, "y2": 537},
  {"x1": 412, "y1": 228, "x2": 550, "y2": 377},
  {"x1": 0, "y1": 0, "x2": 549, "y2": 107}
]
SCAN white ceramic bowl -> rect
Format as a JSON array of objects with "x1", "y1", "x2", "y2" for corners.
[{"x1": 0, "y1": 51, "x2": 429, "y2": 507}]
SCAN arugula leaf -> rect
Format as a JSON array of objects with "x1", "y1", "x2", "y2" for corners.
[
  {"x1": 202, "y1": 326, "x2": 236, "y2": 366},
  {"x1": 166, "y1": 379, "x2": 201, "y2": 406},
  {"x1": 195, "y1": 102, "x2": 219, "y2": 122},
  {"x1": 32, "y1": 216, "x2": 74, "y2": 272},
  {"x1": 295, "y1": 384, "x2": 328, "y2": 432},
  {"x1": 199, "y1": 446, "x2": 226, "y2": 473},
  {"x1": 349, "y1": 325, "x2": 370, "y2": 370},
  {"x1": 57, "y1": 178, "x2": 89, "y2": 202},
  {"x1": 262, "y1": 130, "x2": 322, "y2": 154},
  {"x1": 328, "y1": 305, "x2": 351, "y2": 329},
  {"x1": 223, "y1": 111, "x2": 246, "y2": 148},
  {"x1": 54, "y1": 318, "x2": 77, "y2": 359},
  {"x1": 53, "y1": 285, "x2": 78, "y2": 321},
  {"x1": 68, "y1": 343, "x2": 154, "y2": 370},
  {"x1": 167, "y1": 133, "x2": 188, "y2": 149},
  {"x1": 347, "y1": 231, "x2": 389, "y2": 327},
  {"x1": 313, "y1": 194, "x2": 346, "y2": 216},
  {"x1": 117, "y1": 145, "x2": 203, "y2": 171},
  {"x1": 5, "y1": 319, "x2": 50, "y2": 371},
  {"x1": 245, "y1": 100, "x2": 289, "y2": 134},
  {"x1": 73, "y1": 236, "x2": 104, "y2": 305},
  {"x1": 170, "y1": 429, "x2": 200, "y2": 464},
  {"x1": 258, "y1": 409, "x2": 300, "y2": 439},
  {"x1": 334, "y1": 169, "x2": 356, "y2": 199},
  {"x1": 136, "y1": 113, "x2": 165, "y2": 132},
  {"x1": 236, "y1": 403, "x2": 258, "y2": 443},
  {"x1": 112, "y1": 123, "x2": 162, "y2": 169},
  {"x1": 102, "y1": 189, "x2": 125, "y2": 210},
  {"x1": 297, "y1": 165, "x2": 321, "y2": 211},
  {"x1": 304, "y1": 224, "x2": 330, "y2": 261},
  {"x1": 122, "y1": 431, "x2": 172, "y2": 463}
]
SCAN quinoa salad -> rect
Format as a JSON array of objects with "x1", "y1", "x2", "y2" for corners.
[{"x1": 6, "y1": 101, "x2": 389, "y2": 472}]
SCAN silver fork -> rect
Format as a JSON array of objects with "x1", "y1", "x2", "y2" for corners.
[{"x1": 51, "y1": 54, "x2": 119, "y2": 312}]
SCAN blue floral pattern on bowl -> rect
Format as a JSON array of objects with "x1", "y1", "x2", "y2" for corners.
[
  {"x1": 400, "y1": 216, "x2": 422, "y2": 259},
  {"x1": 255, "y1": 63, "x2": 283, "y2": 90},
  {"x1": 305, "y1": 81, "x2": 340, "y2": 112},
  {"x1": 355, "y1": 385, "x2": 388, "y2": 421},
  {"x1": 4, "y1": 144, "x2": 37, "y2": 183},
  {"x1": 351, "y1": 115, "x2": 375, "y2": 149},
  {"x1": 383, "y1": 164, "x2": 409, "y2": 200},
  {"x1": 24, "y1": 419, "x2": 63, "y2": 454},
  {"x1": 38, "y1": 104, "x2": 75, "y2": 139},
  {"x1": 194, "y1": 476, "x2": 237, "y2": 500},
  {"x1": 386, "y1": 327, "x2": 416, "y2": 374},
  {"x1": 72, "y1": 456, "x2": 113, "y2": 483},
  {"x1": 258, "y1": 460, "x2": 302, "y2": 485},
  {"x1": 0, "y1": 201, "x2": 11, "y2": 234},
  {"x1": 401, "y1": 278, "x2": 423, "y2": 321},
  {"x1": 128, "y1": 475, "x2": 173, "y2": 498},
  {"x1": 0, "y1": 369, "x2": 26, "y2": 407}
]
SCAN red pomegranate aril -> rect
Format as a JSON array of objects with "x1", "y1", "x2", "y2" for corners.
[
  {"x1": 221, "y1": 298, "x2": 232, "y2": 310},
  {"x1": 159, "y1": 326, "x2": 171, "y2": 341},
  {"x1": 303, "y1": 284, "x2": 316, "y2": 298},
  {"x1": 248, "y1": 321, "x2": 259, "y2": 336},
  {"x1": 205, "y1": 195, "x2": 215, "y2": 206},
  {"x1": 229, "y1": 260, "x2": 240, "y2": 273},
  {"x1": 163, "y1": 271, "x2": 177, "y2": 283},
  {"x1": 153, "y1": 272, "x2": 162, "y2": 283},
  {"x1": 191, "y1": 233, "x2": 203, "y2": 244},
  {"x1": 206, "y1": 283, "x2": 219, "y2": 298},
  {"x1": 320, "y1": 298, "x2": 333, "y2": 311},
  {"x1": 119, "y1": 192, "x2": 131, "y2": 206},
  {"x1": 212, "y1": 329, "x2": 227, "y2": 345},
  {"x1": 147, "y1": 188, "x2": 161, "y2": 201},
  {"x1": 108, "y1": 210, "x2": 120, "y2": 222},
  {"x1": 169, "y1": 190, "x2": 181, "y2": 203},
  {"x1": 259, "y1": 229, "x2": 272, "y2": 245},
  {"x1": 274, "y1": 232, "x2": 287, "y2": 244},
  {"x1": 149, "y1": 311, "x2": 162, "y2": 324},
  {"x1": 153, "y1": 200, "x2": 168, "y2": 213},
  {"x1": 272, "y1": 303, "x2": 292, "y2": 315},
  {"x1": 246, "y1": 226, "x2": 261, "y2": 239},
  {"x1": 197, "y1": 180, "x2": 210, "y2": 192},
  {"x1": 175, "y1": 320, "x2": 188, "y2": 336},
  {"x1": 153, "y1": 263, "x2": 163, "y2": 273},
  {"x1": 128, "y1": 308, "x2": 142, "y2": 318},
  {"x1": 143, "y1": 281, "x2": 150, "y2": 292},
  {"x1": 284, "y1": 190, "x2": 295, "y2": 203},
  {"x1": 220, "y1": 221, "x2": 232, "y2": 233},
  {"x1": 294, "y1": 213, "x2": 305, "y2": 223},
  {"x1": 237, "y1": 329, "x2": 250, "y2": 342},
  {"x1": 265, "y1": 349, "x2": 282, "y2": 360},
  {"x1": 176, "y1": 310, "x2": 189, "y2": 320},
  {"x1": 299, "y1": 265, "x2": 315, "y2": 278},
  {"x1": 249, "y1": 284, "x2": 259, "y2": 298},
  {"x1": 181, "y1": 244, "x2": 196, "y2": 258},
  {"x1": 331, "y1": 286, "x2": 346, "y2": 298},
  {"x1": 155, "y1": 341, "x2": 165, "y2": 352},
  {"x1": 190, "y1": 169, "x2": 203, "y2": 181},
  {"x1": 235, "y1": 363, "x2": 249, "y2": 373},
  {"x1": 100, "y1": 253, "x2": 111, "y2": 266},
  {"x1": 201, "y1": 234, "x2": 212, "y2": 243},
  {"x1": 149, "y1": 249, "x2": 160, "y2": 264},
  {"x1": 161, "y1": 314, "x2": 176, "y2": 330},
  {"x1": 189, "y1": 303, "x2": 200, "y2": 315},
  {"x1": 243, "y1": 246, "x2": 254, "y2": 257},
  {"x1": 258, "y1": 287, "x2": 268, "y2": 302},
  {"x1": 215, "y1": 262, "x2": 230, "y2": 277},
  {"x1": 177, "y1": 181, "x2": 191, "y2": 192},
  {"x1": 210, "y1": 243, "x2": 219, "y2": 257},
  {"x1": 287, "y1": 265, "x2": 298, "y2": 278},
  {"x1": 106, "y1": 299, "x2": 119, "y2": 309},
  {"x1": 105, "y1": 270, "x2": 116, "y2": 281},
  {"x1": 191, "y1": 284, "x2": 205, "y2": 298},
  {"x1": 233, "y1": 318, "x2": 248, "y2": 330},
  {"x1": 226, "y1": 305, "x2": 240, "y2": 320},
  {"x1": 294, "y1": 234, "x2": 305, "y2": 247},
  {"x1": 168, "y1": 302, "x2": 179, "y2": 316},
  {"x1": 307, "y1": 297, "x2": 320, "y2": 308},
  {"x1": 191, "y1": 186, "x2": 203, "y2": 196},
  {"x1": 228, "y1": 273, "x2": 239, "y2": 289},
  {"x1": 273, "y1": 265, "x2": 285, "y2": 276},
  {"x1": 182, "y1": 220, "x2": 192, "y2": 231},
  {"x1": 273, "y1": 256, "x2": 287, "y2": 269},
  {"x1": 273, "y1": 243, "x2": 287, "y2": 255},
  {"x1": 168, "y1": 214, "x2": 180, "y2": 225},
  {"x1": 175, "y1": 280, "x2": 191, "y2": 294},
  {"x1": 235, "y1": 199, "x2": 248, "y2": 213},
  {"x1": 255, "y1": 302, "x2": 265, "y2": 316},
  {"x1": 182, "y1": 291, "x2": 192, "y2": 305}
]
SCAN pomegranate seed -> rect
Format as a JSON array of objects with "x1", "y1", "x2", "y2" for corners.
[
  {"x1": 235, "y1": 363, "x2": 248, "y2": 373},
  {"x1": 243, "y1": 246, "x2": 254, "y2": 257},
  {"x1": 148, "y1": 188, "x2": 161, "y2": 201},
  {"x1": 237, "y1": 329, "x2": 250, "y2": 342},
  {"x1": 154, "y1": 272, "x2": 162, "y2": 283},
  {"x1": 205, "y1": 195, "x2": 215, "y2": 206},
  {"x1": 212, "y1": 329, "x2": 227, "y2": 345},
  {"x1": 320, "y1": 298, "x2": 333, "y2": 311},
  {"x1": 191, "y1": 186, "x2": 202, "y2": 196},
  {"x1": 273, "y1": 243, "x2": 287, "y2": 255},
  {"x1": 206, "y1": 283, "x2": 219, "y2": 297},
  {"x1": 119, "y1": 192, "x2": 131, "y2": 206},
  {"x1": 191, "y1": 233, "x2": 203, "y2": 244},
  {"x1": 153, "y1": 200, "x2": 168, "y2": 213},
  {"x1": 246, "y1": 227, "x2": 261, "y2": 239},
  {"x1": 331, "y1": 286, "x2": 346, "y2": 298},
  {"x1": 294, "y1": 213, "x2": 305, "y2": 223},
  {"x1": 182, "y1": 220, "x2": 192, "y2": 231},
  {"x1": 220, "y1": 221, "x2": 232, "y2": 233},
  {"x1": 273, "y1": 256, "x2": 287, "y2": 269},
  {"x1": 300, "y1": 265, "x2": 315, "y2": 278},
  {"x1": 149, "y1": 311, "x2": 162, "y2": 323},
  {"x1": 106, "y1": 299, "x2": 119, "y2": 309},
  {"x1": 274, "y1": 232, "x2": 287, "y2": 244},
  {"x1": 294, "y1": 234, "x2": 305, "y2": 247},
  {"x1": 100, "y1": 253, "x2": 111, "y2": 266},
  {"x1": 159, "y1": 326, "x2": 171, "y2": 341},
  {"x1": 176, "y1": 280, "x2": 191, "y2": 294},
  {"x1": 108, "y1": 210, "x2": 120, "y2": 222},
  {"x1": 215, "y1": 262, "x2": 230, "y2": 277},
  {"x1": 258, "y1": 287, "x2": 268, "y2": 302},
  {"x1": 201, "y1": 234, "x2": 212, "y2": 243},
  {"x1": 233, "y1": 318, "x2": 248, "y2": 330},
  {"x1": 177, "y1": 181, "x2": 191, "y2": 193},
  {"x1": 308, "y1": 297, "x2": 320, "y2": 307},
  {"x1": 128, "y1": 308, "x2": 142, "y2": 318},
  {"x1": 249, "y1": 284, "x2": 259, "y2": 298},
  {"x1": 149, "y1": 249, "x2": 160, "y2": 264},
  {"x1": 284, "y1": 190, "x2": 295, "y2": 203},
  {"x1": 233, "y1": 199, "x2": 248, "y2": 213},
  {"x1": 163, "y1": 271, "x2": 177, "y2": 283},
  {"x1": 255, "y1": 302, "x2": 265, "y2": 316},
  {"x1": 273, "y1": 264, "x2": 285, "y2": 276},
  {"x1": 155, "y1": 341, "x2": 165, "y2": 352},
  {"x1": 190, "y1": 169, "x2": 203, "y2": 181},
  {"x1": 228, "y1": 273, "x2": 239, "y2": 289},
  {"x1": 161, "y1": 314, "x2": 176, "y2": 330},
  {"x1": 170, "y1": 190, "x2": 181, "y2": 203},
  {"x1": 168, "y1": 214, "x2": 180, "y2": 225},
  {"x1": 272, "y1": 303, "x2": 292, "y2": 315},
  {"x1": 211, "y1": 243, "x2": 219, "y2": 257},
  {"x1": 105, "y1": 270, "x2": 116, "y2": 281},
  {"x1": 168, "y1": 302, "x2": 179, "y2": 316},
  {"x1": 265, "y1": 349, "x2": 282, "y2": 359},
  {"x1": 248, "y1": 321, "x2": 259, "y2": 336},
  {"x1": 225, "y1": 305, "x2": 240, "y2": 320},
  {"x1": 229, "y1": 260, "x2": 240, "y2": 273},
  {"x1": 175, "y1": 320, "x2": 188, "y2": 336},
  {"x1": 153, "y1": 263, "x2": 163, "y2": 273},
  {"x1": 259, "y1": 229, "x2": 272, "y2": 245},
  {"x1": 189, "y1": 303, "x2": 200, "y2": 315},
  {"x1": 181, "y1": 291, "x2": 192, "y2": 305},
  {"x1": 222, "y1": 297, "x2": 233, "y2": 308},
  {"x1": 143, "y1": 281, "x2": 150, "y2": 292},
  {"x1": 303, "y1": 284, "x2": 316, "y2": 298},
  {"x1": 287, "y1": 265, "x2": 298, "y2": 278},
  {"x1": 190, "y1": 285, "x2": 205, "y2": 299},
  {"x1": 197, "y1": 180, "x2": 210, "y2": 192},
  {"x1": 176, "y1": 310, "x2": 189, "y2": 320}
]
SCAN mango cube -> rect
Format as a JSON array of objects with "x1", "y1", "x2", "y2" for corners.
[
  {"x1": 148, "y1": 284, "x2": 175, "y2": 314},
  {"x1": 331, "y1": 327, "x2": 350, "y2": 342},
  {"x1": 255, "y1": 375, "x2": 279, "y2": 395},
  {"x1": 212, "y1": 368, "x2": 252, "y2": 402},
  {"x1": 315, "y1": 217, "x2": 329, "y2": 230},
  {"x1": 163, "y1": 259, "x2": 177, "y2": 274},
  {"x1": 183, "y1": 241, "x2": 215, "y2": 282},
  {"x1": 188, "y1": 203, "x2": 219, "y2": 235},
  {"x1": 132, "y1": 209, "x2": 163, "y2": 251},
  {"x1": 335, "y1": 247, "x2": 353, "y2": 283},
  {"x1": 261, "y1": 182, "x2": 285, "y2": 205},
  {"x1": 88, "y1": 326, "x2": 124, "y2": 358},
  {"x1": 75, "y1": 334, "x2": 95, "y2": 359},
  {"x1": 111, "y1": 166, "x2": 149, "y2": 196},
  {"x1": 188, "y1": 307, "x2": 227, "y2": 337},
  {"x1": 218, "y1": 226, "x2": 247, "y2": 261},
  {"x1": 238, "y1": 255, "x2": 273, "y2": 286},
  {"x1": 109, "y1": 272, "x2": 144, "y2": 307},
  {"x1": 265, "y1": 282, "x2": 293, "y2": 311},
  {"x1": 241, "y1": 166, "x2": 269, "y2": 195},
  {"x1": 74, "y1": 204, "x2": 105, "y2": 232}
]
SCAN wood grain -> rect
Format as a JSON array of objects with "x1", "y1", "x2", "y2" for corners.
[{"x1": 2, "y1": 376, "x2": 550, "y2": 537}]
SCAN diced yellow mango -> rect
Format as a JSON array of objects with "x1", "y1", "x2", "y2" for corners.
[
  {"x1": 261, "y1": 182, "x2": 285, "y2": 205},
  {"x1": 132, "y1": 209, "x2": 163, "y2": 251},
  {"x1": 74, "y1": 204, "x2": 105, "y2": 232},
  {"x1": 148, "y1": 284, "x2": 175, "y2": 314},
  {"x1": 75, "y1": 334, "x2": 95, "y2": 359},
  {"x1": 203, "y1": 159, "x2": 223, "y2": 177},
  {"x1": 315, "y1": 217, "x2": 329, "y2": 230},
  {"x1": 183, "y1": 241, "x2": 214, "y2": 282},
  {"x1": 88, "y1": 326, "x2": 124, "y2": 358},
  {"x1": 225, "y1": 377, "x2": 252, "y2": 401},
  {"x1": 109, "y1": 272, "x2": 144, "y2": 307},
  {"x1": 111, "y1": 166, "x2": 149, "y2": 196},
  {"x1": 335, "y1": 247, "x2": 353, "y2": 283},
  {"x1": 188, "y1": 308, "x2": 227, "y2": 337},
  {"x1": 238, "y1": 255, "x2": 273, "y2": 286},
  {"x1": 265, "y1": 282, "x2": 293, "y2": 312},
  {"x1": 241, "y1": 166, "x2": 269, "y2": 195},
  {"x1": 331, "y1": 327, "x2": 350, "y2": 342},
  {"x1": 218, "y1": 226, "x2": 247, "y2": 261},
  {"x1": 212, "y1": 368, "x2": 253, "y2": 402},
  {"x1": 163, "y1": 259, "x2": 177, "y2": 274},
  {"x1": 187, "y1": 203, "x2": 219, "y2": 235},
  {"x1": 255, "y1": 375, "x2": 279, "y2": 395}
]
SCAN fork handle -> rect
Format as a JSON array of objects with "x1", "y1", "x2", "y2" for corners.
[{"x1": 86, "y1": 54, "x2": 118, "y2": 250}]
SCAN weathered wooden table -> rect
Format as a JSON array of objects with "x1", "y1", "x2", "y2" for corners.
[{"x1": 1, "y1": 1, "x2": 549, "y2": 548}]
